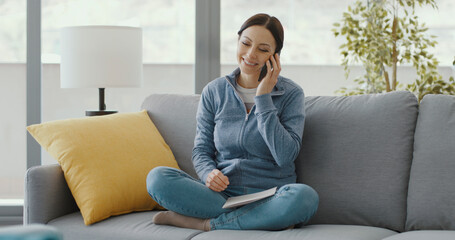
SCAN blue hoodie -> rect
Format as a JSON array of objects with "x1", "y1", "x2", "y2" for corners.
[{"x1": 192, "y1": 68, "x2": 305, "y2": 190}]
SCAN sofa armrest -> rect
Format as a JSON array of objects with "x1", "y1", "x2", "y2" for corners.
[{"x1": 24, "y1": 164, "x2": 79, "y2": 224}]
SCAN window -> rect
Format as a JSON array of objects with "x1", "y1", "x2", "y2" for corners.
[
  {"x1": 221, "y1": 0, "x2": 358, "y2": 65},
  {"x1": 42, "y1": 0, "x2": 194, "y2": 64},
  {"x1": 415, "y1": 0, "x2": 455, "y2": 66},
  {"x1": 0, "y1": 0, "x2": 26, "y2": 63},
  {"x1": 221, "y1": 0, "x2": 455, "y2": 66}
]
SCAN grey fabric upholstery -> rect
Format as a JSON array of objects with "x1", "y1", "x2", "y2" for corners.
[
  {"x1": 24, "y1": 164, "x2": 78, "y2": 224},
  {"x1": 296, "y1": 91, "x2": 418, "y2": 232},
  {"x1": 141, "y1": 94, "x2": 201, "y2": 179},
  {"x1": 406, "y1": 95, "x2": 455, "y2": 230},
  {"x1": 383, "y1": 230, "x2": 455, "y2": 240},
  {"x1": 48, "y1": 211, "x2": 202, "y2": 240},
  {"x1": 192, "y1": 224, "x2": 397, "y2": 240}
]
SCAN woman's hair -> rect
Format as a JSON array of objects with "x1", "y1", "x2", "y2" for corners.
[{"x1": 237, "y1": 13, "x2": 284, "y2": 54}]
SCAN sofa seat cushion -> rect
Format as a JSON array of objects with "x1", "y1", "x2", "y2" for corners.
[
  {"x1": 48, "y1": 211, "x2": 202, "y2": 240},
  {"x1": 383, "y1": 230, "x2": 455, "y2": 240},
  {"x1": 191, "y1": 224, "x2": 397, "y2": 240}
]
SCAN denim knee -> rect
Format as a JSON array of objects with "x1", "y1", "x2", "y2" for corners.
[
  {"x1": 283, "y1": 184, "x2": 319, "y2": 222},
  {"x1": 299, "y1": 184, "x2": 319, "y2": 211},
  {"x1": 146, "y1": 166, "x2": 175, "y2": 197}
]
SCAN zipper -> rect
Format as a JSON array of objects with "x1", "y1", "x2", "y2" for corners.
[
  {"x1": 225, "y1": 78, "x2": 251, "y2": 155},
  {"x1": 245, "y1": 105, "x2": 256, "y2": 121}
]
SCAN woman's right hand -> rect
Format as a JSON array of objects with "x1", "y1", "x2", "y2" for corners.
[{"x1": 206, "y1": 169, "x2": 230, "y2": 192}]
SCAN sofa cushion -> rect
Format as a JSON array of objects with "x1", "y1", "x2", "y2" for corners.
[
  {"x1": 141, "y1": 94, "x2": 201, "y2": 179},
  {"x1": 382, "y1": 230, "x2": 455, "y2": 240},
  {"x1": 296, "y1": 91, "x2": 418, "y2": 232},
  {"x1": 191, "y1": 224, "x2": 397, "y2": 240},
  {"x1": 48, "y1": 211, "x2": 202, "y2": 240},
  {"x1": 27, "y1": 111, "x2": 179, "y2": 225},
  {"x1": 406, "y1": 94, "x2": 455, "y2": 230}
]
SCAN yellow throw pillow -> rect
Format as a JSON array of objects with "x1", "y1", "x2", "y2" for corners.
[{"x1": 27, "y1": 110, "x2": 179, "y2": 225}]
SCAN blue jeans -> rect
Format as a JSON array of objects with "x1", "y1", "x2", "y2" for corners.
[{"x1": 146, "y1": 166, "x2": 319, "y2": 230}]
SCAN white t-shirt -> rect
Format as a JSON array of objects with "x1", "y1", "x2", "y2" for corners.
[{"x1": 235, "y1": 83, "x2": 257, "y2": 112}]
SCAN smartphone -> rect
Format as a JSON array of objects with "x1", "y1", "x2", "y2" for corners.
[{"x1": 258, "y1": 51, "x2": 280, "y2": 82}]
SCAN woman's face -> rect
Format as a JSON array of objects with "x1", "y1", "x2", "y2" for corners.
[{"x1": 237, "y1": 25, "x2": 276, "y2": 77}]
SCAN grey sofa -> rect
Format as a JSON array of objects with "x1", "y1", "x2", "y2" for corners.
[{"x1": 24, "y1": 91, "x2": 455, "y2": 240}]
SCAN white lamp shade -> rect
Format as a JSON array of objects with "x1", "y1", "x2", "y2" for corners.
[{"x1": 60, "y1": 26, "x2": 143, "y2": 88}]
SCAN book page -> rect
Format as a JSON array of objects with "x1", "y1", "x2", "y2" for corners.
[{"x1": 222, "y1": 187, "x2": 277, "y2": 209}]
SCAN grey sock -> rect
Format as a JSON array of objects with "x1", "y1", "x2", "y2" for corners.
[{"x1": 153, "y1": 211, "x2": 211, "y2": 231}]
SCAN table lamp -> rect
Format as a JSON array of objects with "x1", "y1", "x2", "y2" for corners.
[{"x1": 60, "y1": 26, "x2": 143, "y2": 116}]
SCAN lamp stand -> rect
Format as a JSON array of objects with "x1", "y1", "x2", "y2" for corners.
[{"x1": 85, "y1": 88, "x2": 118, "y2": 116}]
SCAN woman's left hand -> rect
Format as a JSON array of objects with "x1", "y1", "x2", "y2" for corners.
[{"x1": 256, "y1": 53, "x2": 281, "y2": 96}]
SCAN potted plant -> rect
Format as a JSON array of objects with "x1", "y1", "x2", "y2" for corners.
[{"x1": 333, "y1": 0, "x2": 455, "y2": 101}]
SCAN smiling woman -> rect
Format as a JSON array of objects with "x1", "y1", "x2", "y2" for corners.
[{"x1": 147, "y1": 13, "x2": 319, "y2": 231}]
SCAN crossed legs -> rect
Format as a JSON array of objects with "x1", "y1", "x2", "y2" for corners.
[{"x1": 146, "y1": 167, "x2": 319, "y2": 231}]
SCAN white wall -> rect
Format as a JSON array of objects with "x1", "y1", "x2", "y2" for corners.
[
  {"x1": 0, "y1": 64, "x2": 26, "y2": 198},
  {"x1": 41, "y1": 64, "x2": 195, "y2": 121}
]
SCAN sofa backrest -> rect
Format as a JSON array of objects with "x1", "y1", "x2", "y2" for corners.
[
  {"x1": 141, "y1": 91, "x2": 419, "y2": 232},
  {"x1": 406, "y1": 94, "x2": 455, "y2": 231},
  {"x1": 295, "y1": 91, "x2": 418, "y2": 232},
  {"x1": 141, "y1": 94, "x2": 201, "y2": 179}
]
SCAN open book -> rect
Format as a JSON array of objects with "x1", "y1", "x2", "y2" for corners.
[{"x1": 222, "y1": 187, "x2": 277, "y2": 209}]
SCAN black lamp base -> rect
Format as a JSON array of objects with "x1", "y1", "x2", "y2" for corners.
[
  {"x1": 85, "y1": 88, "x2": 118, "y2": 117},
  {"x1": 85, "y1": 110, "x2": 118, "y2": 117}
]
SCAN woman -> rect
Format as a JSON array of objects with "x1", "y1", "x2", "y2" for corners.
[{"x1": 147, "y1": 13, "x2": 318, "y2": 231}]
